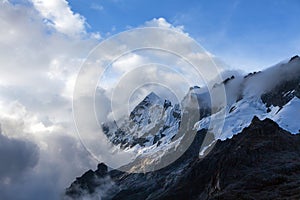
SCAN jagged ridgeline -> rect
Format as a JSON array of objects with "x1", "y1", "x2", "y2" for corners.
[
  {"x1": 101, "y1": 92, "x2": 182, "y2": 148},
  {"x1": 66, "y1": 55, "x2": 300, "y2": 199},
  {"x1": 101, "y1": 85, "x2": 213, "y2": 149}
]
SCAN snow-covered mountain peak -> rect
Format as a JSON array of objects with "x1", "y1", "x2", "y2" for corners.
[
  {"x1": 145, "y1": 91, "x2": 163, "y2": 103},
  {"x1": 129, "y1": 92, "x2": 163, "y2": 118},
  {"x1": 102, "y1": 55, "x2": 300, "y2": 166},
  {"x1": 102, "y1": 91, "x2": 181, "y2": 149},
  {"x1": 129, "y1": 92, "x2": 164, "y2": 123}
]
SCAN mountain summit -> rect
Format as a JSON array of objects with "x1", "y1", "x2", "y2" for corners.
[{"x1": 66, "y1": 56, "x2": 300, "y2": 199}]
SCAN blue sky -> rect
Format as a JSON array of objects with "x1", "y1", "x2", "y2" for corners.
[{"x1": 68, "y1": 0, "x2": 300, "y2": 71}]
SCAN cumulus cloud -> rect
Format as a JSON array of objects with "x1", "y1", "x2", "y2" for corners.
[
  {"x1": 30, "y1": 0, "x2": 86, "y2": 38},
  {"x1": 0, "y1": 1, "x2": 97, "y2": 199},
  {"x1": 144, "y1": 17, "x2": 185, "y2": 33},
  {"x1": 0, "y1": 1, "x2": 227, "y2": 199},
  {"x1": 0, "y1": 99, "x2": 94, "y2": 200}
]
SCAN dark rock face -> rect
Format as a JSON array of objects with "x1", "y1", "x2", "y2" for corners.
[
  {"x1": 244, "y1": 71, "x2": 261, "y2": 79},
  {"x1": 213, "y1": 77, "x2": 234, "y2": 88},
  {"x1": 161, "y1": 117, "x2": 300, "y2": 200},
  {"x1": 261, "y1": 77, "x2": 300, "y2": 108},
  {"x1": 66, "y1": 128, "x2": 207, "y2": 199},
  {"x1": 289, "y1": 55, "x2": 300, "y2": 63},
  {"x1": 261, "y1": 55, "x2": 300, "y2": 108},
  {"x1": 223, "y1": 75, "x2": 235, "y2": 84},
  {"x1": 66, "y1": 117, "x2": 300, "y2": 199}
]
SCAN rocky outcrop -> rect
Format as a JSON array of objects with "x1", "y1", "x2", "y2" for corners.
[
  {"x1": 161, "y1": 116, "x2": 300, "y2": 199},
  {"x1": 261, "y1": 55, "x2": 300, "y2": 108},
  {"x1": 66, "y1": 117, "x2": 300, "y2": 199},
  {"x1": 261, "y1": 77, "x2": 300, "y2": 108}
]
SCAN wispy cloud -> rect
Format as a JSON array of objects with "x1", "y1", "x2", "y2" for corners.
[{"x1": 90, "y1": 3, "x2": 104, "y2": 11}]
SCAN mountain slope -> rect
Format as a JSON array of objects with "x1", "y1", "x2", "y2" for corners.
[
  {"x1": 196, "y1": 55, "x2": 300, "y2": 142},
  {"x1": 65, "y1": 55, "x2": 300, "y2": 199},
  {"x1": 66, "y1": 117, "x2": 300, "y2": 199},
  {"x1": 161, "y1": 117, "x2": 300, "y2": 200}
]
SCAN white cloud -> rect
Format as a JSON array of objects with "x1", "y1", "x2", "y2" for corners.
[
  {"x1": 30, "y1": 0, "x2": 86, "y2": 38},
  {"x1": 0, "y1": 99, "x2": 95, "y2": 200},
  {"x1": 90, "y1": 3, "x2": 104, "y2": 11},
  {"x1": 0, "y1": 1, "x2": 226, "y2": 198},
  {"x1": 144, "y1": 17, "x2": 185, "y2": 33},
  {"x1": 111, "y1": 53, "x2": 148, "y2": 73},
  {"x1": 0, "y1": 1, "x2": 98, "y2": 199}
]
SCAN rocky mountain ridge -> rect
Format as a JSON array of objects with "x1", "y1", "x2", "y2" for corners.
[
  {"x1": 65, "y1": 55, "x2": 300, "y2": 199},
  {"x1": 66, "y1": 117, "x2": 300, "y2": 199}
]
